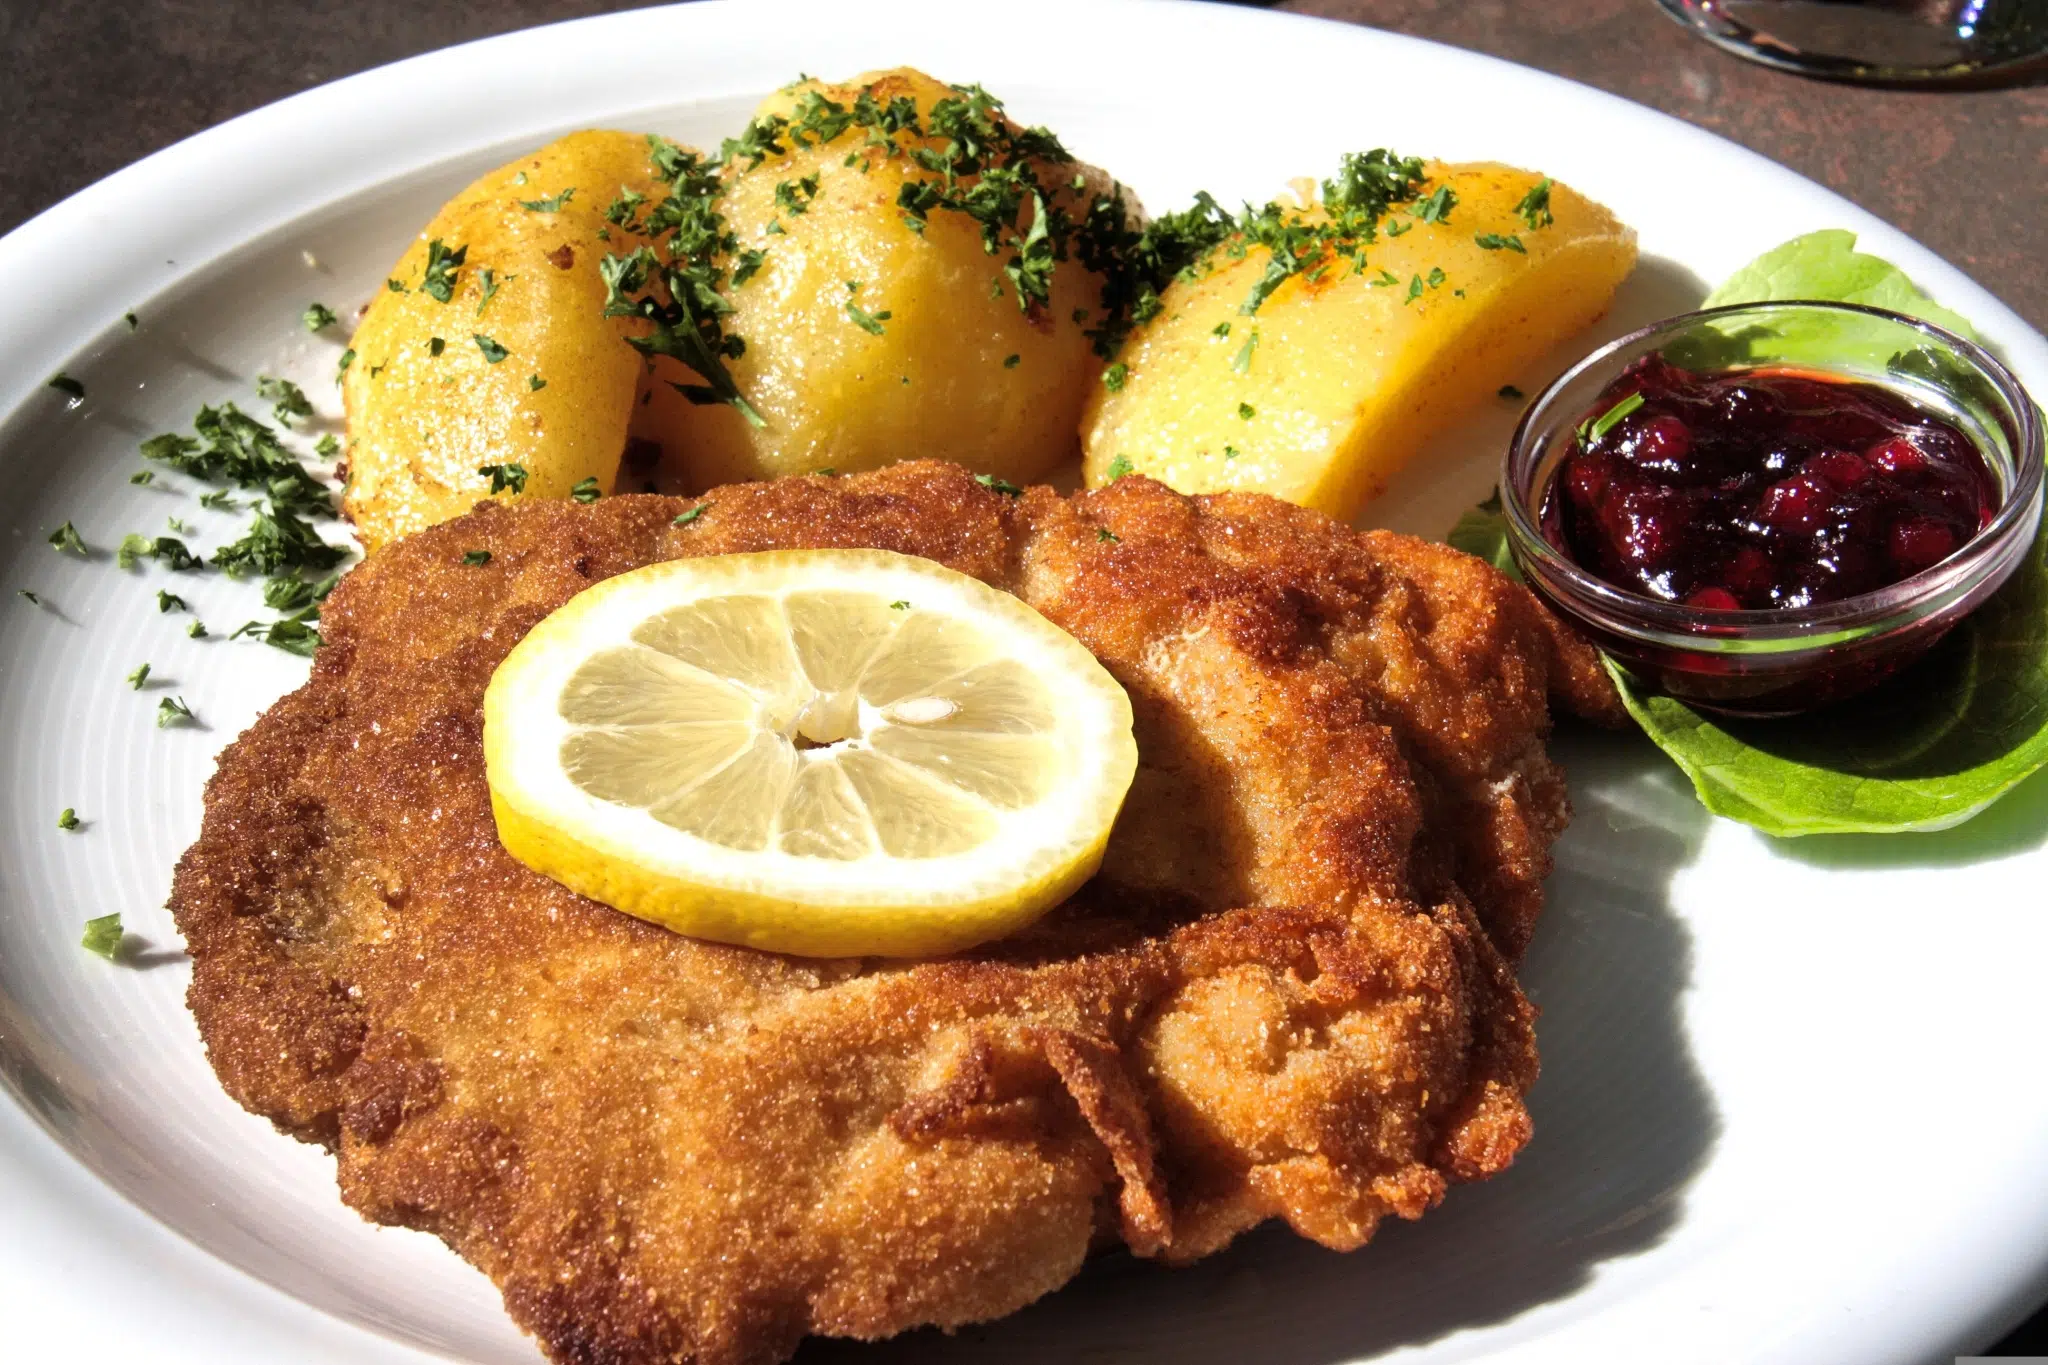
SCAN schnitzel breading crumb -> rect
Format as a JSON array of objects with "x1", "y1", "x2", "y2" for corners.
[{"x1": 171, "y1": 461, "x2": 1619, "y2": 1365}]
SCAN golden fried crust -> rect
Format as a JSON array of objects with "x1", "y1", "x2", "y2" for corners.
[{"x1": 171, "y1": 461, "x2": 1617, "y2": 1365}]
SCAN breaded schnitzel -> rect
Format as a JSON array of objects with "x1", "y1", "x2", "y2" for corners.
[{"x1": 171, "y1": 461, "x2": 1620, "y2": 1365}]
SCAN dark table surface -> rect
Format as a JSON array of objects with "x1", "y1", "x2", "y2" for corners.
[{"x1": 2, "y1": 0, "x2": 2044, "y2": 1356}]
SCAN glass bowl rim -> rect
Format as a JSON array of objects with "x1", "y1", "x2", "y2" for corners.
[{"x1": 1500, "y1": 298, "x2": 2045, "y2": 645}]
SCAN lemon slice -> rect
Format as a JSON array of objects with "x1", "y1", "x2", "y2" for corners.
[{"x1": 482, "y1": 549, "x2": 1138, "y2": 957}]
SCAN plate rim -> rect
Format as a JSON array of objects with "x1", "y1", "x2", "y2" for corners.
[{"x1": 3, "y1": 3, "x2": 2046, "y2": 1363}]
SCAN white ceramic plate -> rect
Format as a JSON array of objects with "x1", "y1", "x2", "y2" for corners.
[{"x1": 3, "y1": 3, "x2": 2045, "y2": 1362}]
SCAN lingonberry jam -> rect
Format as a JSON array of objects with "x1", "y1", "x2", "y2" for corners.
[{"x1": 1542, "y1": 354, "x2": 1997, "y2": 611}]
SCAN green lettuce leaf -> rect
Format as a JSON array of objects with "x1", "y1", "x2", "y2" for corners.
[
  {"x1": 1702, "y1": 228, "x2": 1979, "y2": 340},
  {"x1": 1453, "y1": 230, "x2": 2048, "y2": 836},
  {"x1": 1605, "y1": 514, "x2": 2048, "y2": 835},
  {"x1": 1446, "y1": 489, "x2": 1519, "y2": 579}
]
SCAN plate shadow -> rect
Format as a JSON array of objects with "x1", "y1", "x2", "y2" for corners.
[{"x1": 799, "y1": 728, "x2": 1717, "y2": 1363}]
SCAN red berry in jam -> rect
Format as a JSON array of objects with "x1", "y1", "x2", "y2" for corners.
[
  {"x1": 1805, "y1": 450, "x2": 1871, "y2": 489},
  {"x1": 1867, "y1": 436, "x2": 1926, "y2": 477},
  {"x1": 1888, "y1": 518, "x2": 1958, "y2": 576},
  {"x1": 1542, "y1": 359, "x2": 1994, "y2": 608},
  {"x1": 1756, "y1": 473, "x2": 1832, "y2": 533}
]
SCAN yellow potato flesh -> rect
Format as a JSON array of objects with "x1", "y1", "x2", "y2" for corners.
[
  {"x1": 1080, "y1": 163, "x2": 1637, "y2": 521},
  {"x1": 639, "y1": 69, "x2": 1116, "y2": 492},
  {"x1": 342, "y1": 130, "x2": 669, "y2": 551}
]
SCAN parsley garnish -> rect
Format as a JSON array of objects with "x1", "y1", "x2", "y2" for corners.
[
  {"x1": 1426, "y1": 266, "x2": 1446, "y2": 289},
  {"x1": 81, "y1": 914, "x2": 123, "y2": 960},
  {"x1": 1096, "y1": 526, "x2": 1119, "y2": 543},
  {"x1": 975, "y1": 473, "x2": 1023, "y2": 497},
  {"x1": 598, "y1": 137, "x2": 765, "y2": 428},
  {"x1": 1105, "y1": 454, "x2": 1134, "y2": 481},
  {"x1": 214, "y1": 505, "x2": 345, "y2": 578},
  {"x1": 1516, "y1": 178, "x2": 1554, "y2": 230},
  {"x1": 1230, "y1": 329, "x2": 1260, "y2": 373},
  {"x1": 1212, "y1": 321, "x2": 1232, "y2": 337},
  {"x1": 1223, "y1": 445, "x2": 1241, "y2": 460},
  {"x1": 421, "y1": 238, "x2": 467, "y2": 302},
  {"x1": 476, "y1": 269, "x2": 504, "y2": 316},
  {"x1": 529, "y1": 374, "x2": 547, "y2": 391},
  {"x1": 1412, "y1": 184, "x2": 1457, "y2": 224},
  {"x1": 18, "y1": 589, "x2": 41, "y2": 606},
  {"x1": 1102, "y1": 363, "x2": 1129, "y2": 392},
  {"x1": 1003, "y1": 353, "x2": 1020, "y2": 368},
  {"x1": 774, "y1": 174, "x2": 821, "y2": 216},
  {"x1": 518, "y1": 188, "x2": 576, "y2": 213},
  {"x1": 130, "y1": 470, "x2": 154, "y2": 486},
  {"x1": 386, "y1": 278, "x2": 406, "y2": 293},
  {"x1": 49, "y1": 373, "x2": 84, "y2": 401},
  {"x1": 314, "y1": 434, "x2": 339, "y2": 459},
  {"x1": 256, "y1": 375, "x2": 313, "y2": 427},
  {"x1": 845, "y1": 301, "x2": 891, "y2": 335},
  {"x1": 124, "y1": 312, "x2": 139, "y2": 330},
  {"x1": 158, "y1": 590, "x2": 186, "y2": 613},
  {"x1": 303, "y1": 302, "x2": 338, "y2": 332},
  {"x1": 187, "y1": 619, "x2": 208, "y2": 638},
  {"x1": 1475, "y1": 233, "x2": 1525, "y2": 253},
  {"x1": 463, "y1": 550, "x2": 492, "y2": 566},
  {"x1": 48, "y1": 522, "x2": 86, "y2": 555},
  {"x1": 337, "y1": 348, "x2": 356, "y2": 380},
  {"x1": 474, "y1": 334, "x2": 510, "y2": 363},
  {"x1": 1404, "y1": 274, "x2": 1424, "y2": 305},
  {"x1": 57, "y1": 808, "x2": 80, "y2": 831},
  {"x1": 1499, "y1": 384, "x2": 1524, "y2": 399},
  {"x1": 117, "y1": 534, "x2": 150, "y2": 569},
  {"x1": 428, "y1": 337, "x2": 446, "y2": 358},
  {"x1": 890, "y1": 599, "x2": 911, "y2": 610},
  {"x1": 672, "y1": 504, "x2": 706, "y2": 526},
  {"x1": 1579, "y1": 391, "x2": 1644, "y2": 445},
  {"x1": 155, "y1": 696, "x2": 193, "y2": 727},
  {"x1": 198, "y1": 488, "x2": 238, "y2": 510},
  {"x1": 126, "y1": 662, "x2": 151, "y2": 690},
  {"x1": 570, "y1": 477, "x2": 602, "y2": 504},
  {"x1": 479, "y1": 463, "x2": 529, "y2": 494},
  {"x1": 1238, "y1": 402, "x2": 1255, "y2": 420}
]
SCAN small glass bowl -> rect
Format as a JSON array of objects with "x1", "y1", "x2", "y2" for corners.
[{"x1": 1501, "y1": 301, "x2": 2043, "y2": 717}]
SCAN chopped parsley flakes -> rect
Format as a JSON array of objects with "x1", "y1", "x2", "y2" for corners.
[
  {"x1": 844, "y1": 300, "x2": 891, "y2": 335},
  {"x1": 47, "y1": 522, "x2": 86, "y2": 555},
  {"x1": 672, "y1": 504, "x2": 706, "y2": 526},
  {"x1": 570, "y1": 477, "x2": 602, "y2": 504},
  {"x1": 479, "y1": 463, "x2": 529, "y2": 494},
  {"x1": 80, "y1": 913, "x2": 123, "y2": 960},
  {"x1": 1105, "y1": 454, "x2": 1134, "y2": 481},
  {"x1": 57, "y1": 807, "x2": 80, "y2": 831},
  {"x1": 156, "y1": 696, "x2": 193, "y2": 727},
  {"x1": 303, "y1": 302, "x2": 338, "y2": 332},
  {"x1": 974, "y1": 473, "x2": 1023, "y2": 497},
  {"x1": 1475, "y1": 232, "x2": 1525, "y2": 253},
  {"x1": 1516, "y1": 178, "x2": 1554, "y2": 230},
  {"x1": 474, "y1": 334, "x2": 510, "y2": 363},
  {"x1": 421, "y1": 238, "x2": 467, "y2": 302},
  {"x1": 517, "y1": 188, "x2": 577, "y2": 213},
  {"x1": 127, "y1": 662, "x2": 151, "y2": 689},
  {"x1": 48, "y1": 373, "x2": 85, "y2": 401},
  {"x1": 463, "y1": 550, "x2": 493, "y2": 566},
  {"x1": 255, "y1": 375, "x2": 313, "y2": 427}
]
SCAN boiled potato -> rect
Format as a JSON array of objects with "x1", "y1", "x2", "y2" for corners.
[
  {"x1": 1081, "y1": 163, "x2": 1637, "y2": 521},
  {"x1": 637, "y1": 68, "x2": 1121, "y2": 491},
  {"x1": 342, "y1": 130, "x2": 671, "y2": 550}
]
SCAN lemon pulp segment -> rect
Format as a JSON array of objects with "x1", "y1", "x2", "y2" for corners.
[{"x1": 482, "y1": 549, "x2": 1138, "y2": 957}]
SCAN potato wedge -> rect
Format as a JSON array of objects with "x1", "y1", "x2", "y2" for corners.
[
  {"x1": 1080, "y1": 164, "x2": 1637, "y2": 520},
  {"x1": 342, "y1": 130, "x2": 670, "y2": 551},
  {"x1": 636, "y1": 69, "x2": 1122, "y2": 491}
]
